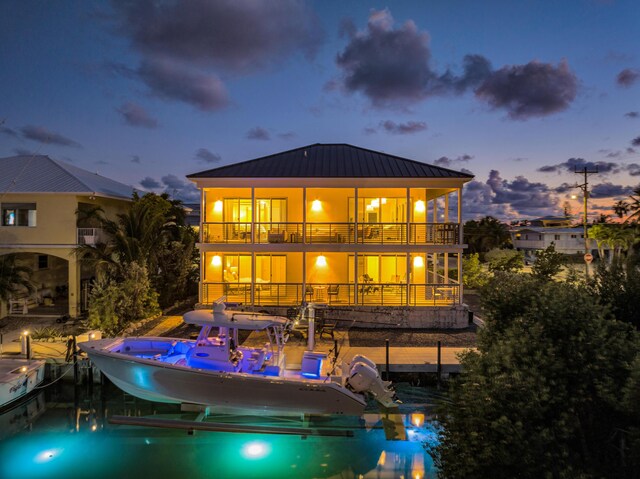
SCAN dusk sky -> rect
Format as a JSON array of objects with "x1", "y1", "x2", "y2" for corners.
[{"x1": 1, "y1": 0, "x2": 639, "y2": 221}]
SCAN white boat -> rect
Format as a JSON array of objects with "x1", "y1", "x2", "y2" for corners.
[
  {"x1": 79, "y1": 300, "x2": 396, "y2": 416},
  {"x1": 0, "y1": 358, "x2": 46, "y2": 409}
]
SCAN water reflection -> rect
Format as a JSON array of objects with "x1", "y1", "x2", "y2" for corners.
[{"x1": 0, "y1": 382, "x2": 440, "y2": 478}]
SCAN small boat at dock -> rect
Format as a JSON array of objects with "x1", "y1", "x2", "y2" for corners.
[
  {"x1": 79, "y1": 300, "x2": 397, "y2": 416},
  {"x1": 0, "y1": 358, "x2": 46, "y2": 409}
]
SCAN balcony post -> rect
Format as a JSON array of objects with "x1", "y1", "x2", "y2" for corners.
[
  {"x1": 405, "y1": 253, "x2": 410, "y2": 306},
  {"x1": 406, "y1": 187, "x2": 410, "y2": 244},
  {"x1": 302, "y1": 187, "x2": 307, "y2": 244},
  {"x1": 354, "y1": 187, "x2": 358, "y2": 243},
  {"x1": 354, "y1": 252, "x2": 359, "y2": 305},
  {"x1": 444, "y1": 192, "x2": 449, "y2": 223},
  {"x1": 250, "y1": 187, "x2": 255, "y2": 244}
]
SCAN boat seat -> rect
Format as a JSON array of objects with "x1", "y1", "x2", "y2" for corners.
[{"x1": 186, "y1": 345, "x2": 239, "y2": 372}]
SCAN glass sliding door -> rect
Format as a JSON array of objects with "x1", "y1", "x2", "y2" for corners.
[{"x1": 223, "y1": 198, "x2": 252, "y2": 241}]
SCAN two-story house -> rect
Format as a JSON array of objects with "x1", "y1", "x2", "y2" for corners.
[
  {"x1": 0, "y1": 155, "x2": 133, "y2": 318},
  {"x1": 188, "y1": 143, "x2": 474, "y2": 327}
]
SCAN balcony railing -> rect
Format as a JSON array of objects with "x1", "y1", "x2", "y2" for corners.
[
  {"x1": 202, "y1": 282, "x2": 460, "y2": 307},
  {"x1": 202, "y1": 222, "x2": 459, "y2": 245},
  {"x1": 77, "y1": 228, "x2": 105, "y2": 245}
]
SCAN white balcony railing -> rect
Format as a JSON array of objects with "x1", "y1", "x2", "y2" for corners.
[{"x1": 77, "y1": 228, "x2": 105, "y2": 245}]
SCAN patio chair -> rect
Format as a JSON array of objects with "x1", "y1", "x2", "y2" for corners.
[
  {"x1": 327, "y1": 284, "x2": 340, "y2": 302},
  {"x1": 317, "y1": 318, "x2": 337, "y2": 340}
]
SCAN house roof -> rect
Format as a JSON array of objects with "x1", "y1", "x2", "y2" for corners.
[
  {"x1": 188, "y1": 143, "x2": 474, "y2": 179},
  {"x1": 0, "y1": 155, "x2": 134, "y2": 200},
  {"x1": 511, "y1": 227, "x2": 584, "y2": 234}
]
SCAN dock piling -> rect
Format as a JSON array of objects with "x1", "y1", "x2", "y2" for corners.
[{"x1": 385, "y1": 338, "x2": 390, "y2": 381}]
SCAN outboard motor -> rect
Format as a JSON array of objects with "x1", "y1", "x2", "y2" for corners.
[{"x1": 346, "y1": 355, "x2": 398, "y2": 408}]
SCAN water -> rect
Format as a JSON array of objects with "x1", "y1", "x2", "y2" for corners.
[{"x1": 0, "y1": 381, "x2": 441, "y2": 479}]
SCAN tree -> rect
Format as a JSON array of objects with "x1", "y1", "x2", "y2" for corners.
[
  {"x1": 461, "y1": 253, "x2": 488, "y2": 290},
  {"x1": 484, "y1": 248, "x2": 524, "y2": 273},
  {"x1": 463, "y1": 216, "x2": 512, "y2": 256},
  {"x1": 589, "y1": 255, "x2": 640, "y2": 329},
  {"x1": 531, "y1": 243, "x2": 565, "y2": 279},
  {"x1": 0, "y1": 254, "x2": 35, "y2": 302},
  {"x1": 433, "y1": 273, "x2": 640, "y2": 478},
  {"x1": 614, "y1": 186, "x2": 640, "y2": 223}
]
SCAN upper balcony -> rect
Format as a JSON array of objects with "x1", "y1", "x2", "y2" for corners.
[
  {"x1": 200, "y1": 186, "x2": 462, "y2": 247},
  {"x1": 201, "y1": 221, "x2": 459, "y2": 245}
]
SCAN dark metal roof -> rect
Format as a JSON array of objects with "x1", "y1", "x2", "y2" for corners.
[{"x1": 188, "y1": 144, "x2": 474, "y2": 179}]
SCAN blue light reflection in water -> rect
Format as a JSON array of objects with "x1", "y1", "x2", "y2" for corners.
[{"x1": 0, "y1": 383, "x2": 440, "y2": 479}]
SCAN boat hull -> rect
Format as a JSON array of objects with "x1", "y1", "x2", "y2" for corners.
[
  {"x1": 81, "y1": 342, "x2": 367, "y2": 416},
  {"x1": 0, "y1": 359, "x2": 46, "y2": 410}
]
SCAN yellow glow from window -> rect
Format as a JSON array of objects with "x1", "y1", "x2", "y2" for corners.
[
  {"x1": 413, "y1": 256, "x2": 424, "y2": 268},
  {"x1": 213, "y1": 200, "x2": 223, "y2": 213},
  {"x1": 311, "y1": 199, "x2": 322, "y2": 212},
  {"x1": 371, "y1": 198, "x2": 380, "y2": 208},
  {"x1": 414, "y1": 200, "x2": 425, "y2": 213},
  {"x1": 381, "y1": 197, "x2": 387, "y2": 204},
  {"x1": 316, "y1": 255, "x2": 327, "y2": 267},
  {"x1": 211, "y1": 255, "x2": 222, "y2": 267}
]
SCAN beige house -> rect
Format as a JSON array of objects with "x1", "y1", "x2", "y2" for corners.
[
  {"x1": 0, "y1": 155, "x2": 133, "y2": 318},
  {"x1": 188, "y1": 144, "x2": 474, "y2": 327}
]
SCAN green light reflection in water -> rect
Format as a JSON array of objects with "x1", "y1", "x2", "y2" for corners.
[{"x1": 0, "y1": 384, "x2": 439, "y2": 479}]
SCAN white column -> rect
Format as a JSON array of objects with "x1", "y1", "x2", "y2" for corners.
[{"x1": 68, "y1": 254, "x2": 80, "y2": 318}]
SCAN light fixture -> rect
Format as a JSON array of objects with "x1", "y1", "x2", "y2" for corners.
[
  {"x1": 413, "y1": 256, "x2": 424, "y2": 268},
  {"x1": 211, "y1": 255, "x2": 222, "y2": 266},
  {"x1": 381, "y1": 197, "x2": 387, "y2": 204},
  {"x1": 214, "y1": 200, "x2": 223, "y2": 213},
  {"x1": 22, "y1": 330, "x2": 29, "y2": 336},
  {"x1": 241, "y1": 441, "x2": 270, "y2": 460},
  {"x1": 371, "y1": 198, "x2": 380, "y2": 208},
  {"x1": 316, "y1": 255, "x2": 327, "y2": 267},
  {"x1": 414, "y1": 200, "x2": 425, "y2": 213},
  {"x1": 366, "y1": 204, "x2": 373, "y2": 212},
  {"x1": 311, "y1": 199, "x2": 322, "y2": 212},
  {"x1": 411, "y1": 413, "x2": 424, "y2": 427}
]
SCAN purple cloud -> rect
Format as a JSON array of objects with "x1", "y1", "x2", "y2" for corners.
[
  {"x1": 140, "y1": 177, "x2": 161, "y2": 189},
  {"x1": 131, "y1": 155, "x2": 141, "y2": 164},
  {"x1": 624, "y1": 111, "x2": 638, "y2": 119},
  {"x1": 278, "y1": 132, "x2": 296, "y2": 140},
  {"x1": 195, "y1": 148, "x2": 221, "y2": 164},
  {"x1": 1, "y1": 126, "x2": 18, "y2": 138},
  {"x1": 380, "y1": 120, "x2": 427, "y2": 134},
  {"x1": 20, "y1": 125, "x2": 81, "y2": 148},
  {"x1": 590, "y1": 182, "x2": 634, "y2": 198},
  {"x1": 137, "y1": 58, "x2": 228, "y2": 111},
  {"x1": 475, "y1": 60, "x2": 577, "y2": 119},
  {"x1": 632, "y1": 136, "x2": 640, "y2": 147},
  {"x1": 246, "y1": 127, "x2": 270, "y2": 141},
  {"x1": 335, "y1": 10, "x2": 492, "y2": 108},
  {"x1": 117, "y1": 102, "x2": 158, "y2": 128},
  {"x1": 111, "y1": 0, "x2": 323, "y2": 74},
  {"x1": 616, "y1": 68, "x2": 640, "y2": 87},
  {"x1": 434, "y1": 155, "x2": 473, "y2": 168},
  {"x1": 538, "y1": 157, "x2": 621, "y2": 175},
  {"x1": 628, "y1": 164, "x2": 640, "y2": 176},
  {"x1": 161, "y1": 174, "x2": 199, "y2": 202}
]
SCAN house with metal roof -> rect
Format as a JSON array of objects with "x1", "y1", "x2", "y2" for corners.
[
  {"x1": 0, "y1": 155, "x2": 134, "y2": 319},
  {"x1": 188, "y1": 143, "x2": 474, "y2": 328}
]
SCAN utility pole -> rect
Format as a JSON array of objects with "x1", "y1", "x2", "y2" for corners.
[{"x1": 573, "y1": 166, "x2": 598, "y2": 279}]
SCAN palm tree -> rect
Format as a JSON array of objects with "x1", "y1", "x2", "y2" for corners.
[
  {"x1": 588, "y1": 224, "x2": 614, "y2": 261},
  {"x1": 614, "y1": 187, "x2": 640, "y2": 222},
  {"x1": 0, "y1": 254, "x2": 35, "y2": 302}
]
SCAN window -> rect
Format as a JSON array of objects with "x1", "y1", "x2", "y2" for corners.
[
  {"x1": 571, "y1": 234, "x2": 577, "y2": 238},
  {"x1": 554, "y1": 235, "x2": 561, "y2": 240},
  {"x1": 38, "y1": 255, "x2": 48, "y2": 270},
  {"x1": 1, "y1": 203, "x2": 37, "y2": 226}
]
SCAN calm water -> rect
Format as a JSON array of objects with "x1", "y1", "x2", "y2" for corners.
[{"x1": 0, "y1": 381, "x2": 440, "y2": 479}]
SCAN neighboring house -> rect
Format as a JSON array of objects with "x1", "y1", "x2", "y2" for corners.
[
  {"x1": 0, "y1": 155, "x2": 133, "y2": 319},
  {"x1": 510, "y1": 216, "x2": 602, "y2": 262},
  {"x1": 188, "y1": 143, "x2": 474, "y2": 326}
]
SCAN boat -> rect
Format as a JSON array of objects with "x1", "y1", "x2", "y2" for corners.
[
  {"x1": 79, "y1": 299, "x2": 397, "y2": 416},
  {"x1": 0, "y1": 358, "x2": 46, "y2": 409}
]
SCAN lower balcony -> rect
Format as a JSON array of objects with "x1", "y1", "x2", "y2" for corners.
[{"x1": 201, "y1": 282, "x2": 460, "y2": 307}]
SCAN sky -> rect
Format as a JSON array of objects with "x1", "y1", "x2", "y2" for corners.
[{"x1": 1, "y1": 0, "x2": 639, "y2": 221}]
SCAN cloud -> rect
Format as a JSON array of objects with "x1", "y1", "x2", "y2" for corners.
[
  {"x1": 379, "y1": 120, "x2": 427, "y2": 134},
  {"x1": 474, "y1": 60, "x2": 577, "y2": 119},
  {"x1": 632, "y1": 136, "x2": 640, "y2": 147},
  {"x1": 117, "y1": 102, "x2": 158, "y2": 128},
  {"x1": 538, "y1": 157, "x2": 621, "y2": 175},
  {"x1": 131, "y1": 155, "x2": 141, "y2": 163},
  {"x1": 616, "y1": 68, "x2": 640, "y2": 87},
  {"x1": 13, "y1": 148, "x2": 36, "y2": 156},
  {"x1": 462, "y1": 170, "x2": 561, "y2": 220},
  {"x1": 246, "y1": 127, "x2": 270, "y2": 140},
  {"x1": 628, "y1": 164, "x2": 640, "y2": 176},
  {"x1": 278, "y1": 132, "x2": 296, "y2": 140},
  {"x1": 590, "y1": 182, "x2": 634, "y2": 198},
  {"x1": 434, "y1": 154, "x2": 473, "y2": 168},
  {"x1": 111, "y1": 0, "x2": 323, "y2": 74},
  {"x1": 624, "y1": 111, "x2": 638, "y2": 119},
  {"x1": 137, "y1": 58, "x2": 229, "y2": 111},
  {"x1": 334, "y1": 9, "x2": 577, "y2": 119},
  {"x1": 1, "y1": 126, "x2": 18, "y2": 138},
  {"x1": 195, "y1": 148, "x2": 221, "y2": 164},
  {"x1": 335, "y1": 10, "x2": 490, "y2": 108},
  {"x1": 160, "y1": 174, "x2": 200, "y2": 202},
  {"x1": 20, "y1": 125, "x2": 81, "y2": 148},
  {"x1": 140, "y1": 177, "x2": 161, "y2": 189}
]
